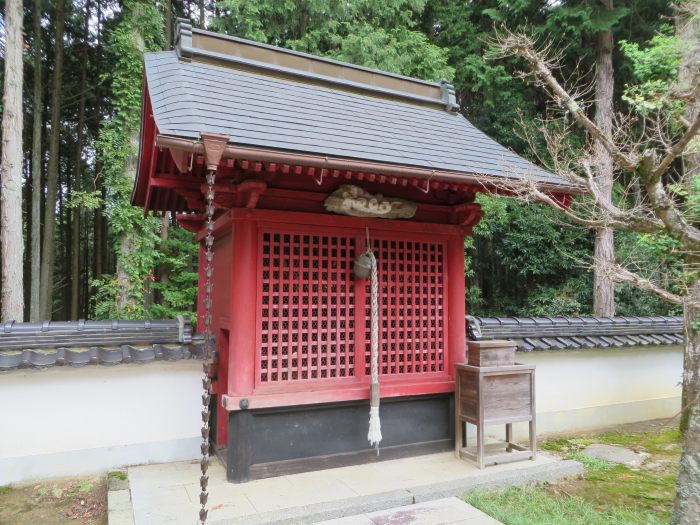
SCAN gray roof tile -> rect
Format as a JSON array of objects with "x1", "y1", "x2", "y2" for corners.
[
  {"x1": 144, "y1": 51, "x2": 568, "y2": 186},
  {"x1": 467, "y1": 315, "x2": 683, "y2": 351}
]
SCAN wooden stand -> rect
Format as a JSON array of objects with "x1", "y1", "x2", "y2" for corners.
[{"x1": 455, "y1": 363, "x2": 536, "y2": 468}]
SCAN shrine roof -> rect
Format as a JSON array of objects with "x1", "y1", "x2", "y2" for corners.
[{"x1": 139, "y1": 21, "x2": 578, "y2": 193}]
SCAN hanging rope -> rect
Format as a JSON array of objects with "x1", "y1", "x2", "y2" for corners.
[{"x1": 366, "y1": 232, "x2": 382, "y2": 452}]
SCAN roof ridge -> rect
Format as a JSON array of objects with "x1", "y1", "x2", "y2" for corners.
[{"x1": 173, "y1": 18, "x2": 460, "y2": 113}]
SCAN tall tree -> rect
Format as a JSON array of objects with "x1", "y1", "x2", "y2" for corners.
[
  {"x1": 40, "y1": 0, "x2": 67, "y2": 320},
  {"x1": 29, "y1": 0, "x2": 43, "y2": 322},
  {"x1": 94, "y1": 0, "x2": 165, "y2": 317},
  {"x1": 212, "y1": 0, "x2": 454, "y2": 81},
  {"x1": 676, "y1": 2, "x2": 700, "y2": 189},
  {"x1": 0, "y1": 0, "x2": 25, "y2": 322},
  {"x1": 490, "y1": 17, "x2": 700, "y2": 520},
  {"x1": 592, "y1": 0, "x2": 616, "y2": 316},
  {"x1": 70, "y1": 0, "x2": 91, "y2": 320}
]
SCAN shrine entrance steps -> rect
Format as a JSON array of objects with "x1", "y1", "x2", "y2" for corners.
[{"x1": 121, "y1": 452, "x2": 582, "y2": 524}]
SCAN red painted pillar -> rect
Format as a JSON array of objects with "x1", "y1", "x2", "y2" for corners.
[
  {"x1": 447, "y1": 232, "x2": 467, "y2": 375},
  {"x1": 228, "y1": 215, "x2": 258, "y2": 398},
  {"x1": 196, "y1": 242, "x2": 206, "y2": 329}
]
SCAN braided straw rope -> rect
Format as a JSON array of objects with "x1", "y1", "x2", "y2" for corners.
[{"x1": 367, "y1": 246, "x2": 382, "y2": 450}]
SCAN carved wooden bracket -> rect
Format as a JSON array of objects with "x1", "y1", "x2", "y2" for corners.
[
  {"x1": 176, "y1": 213, "x2": 207, "y2": 233},
  {"x1": 201, "y1": 179, "x2": 268, "y2": 210},
  {"x1": 200, "y1": 132, "x2": 230, "y2": 171},
  {"x1": 168, "y1": 148, "x2": 189, "y2": 173},
  {"x1": 451, "y1": 202, "x2": 484, "y2": 234}
]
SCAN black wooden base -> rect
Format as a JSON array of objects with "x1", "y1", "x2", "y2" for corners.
[{"x1": 220, "y1": 393, "x2": 454, "y2": 483}]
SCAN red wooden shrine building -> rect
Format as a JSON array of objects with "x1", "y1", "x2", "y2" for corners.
[{"x1": 133, "y1": 20, "x2": 576, "y2": 482}]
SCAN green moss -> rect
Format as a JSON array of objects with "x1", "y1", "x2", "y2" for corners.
[
  {"x1": 580, "y1": 465, "x2": 677, "y2": 519},
  {"x1": 466, "y1": 486, "x2": 664, "y2": 525},
  {"x1": 108, "y1": 471, "x2": 127, "y2": 480},
  {"x1": 541, "y1": 429, "x2": 682, "y2": 457},
  {"x1": 538, "y1": 427, "x2": 681, "y2": 521}
]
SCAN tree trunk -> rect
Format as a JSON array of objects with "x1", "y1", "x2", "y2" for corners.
[
  {"x1": 199, "y1": 0, "x2": 205, "y2": 27},
  {"x1": 93, "y1": 0, "x2": 105, "y2": 289},
  {"x1": 70, "y1": 1, "x2": 90, "y2": 320},
  {"x1": 592, "y1": 0, "x2": 616, "y2": 317},
  {"x1": 29, "y1": 0, "x2": 44, "y2": 322},
  {"x1": 0, "y1": 0, "x2": 26, "y2": 322},
  {"x1": 116, "y1": 232, "x2": 138, "y2": 312},
  {"x1": 672, "y1": 281, "x2": 700, "y2": 524},
  {"x1": 115, "y1": 129, "x2": 142, "y2": 312},
  {"x1": 156, "y1": 214, "x2": 171, "y2": 304},
  {"x1": 62, "y1": 168, "x2": 71, "y2": 320},
  {"x1": 40, "y1": 0, "x2": 66, "y2": 320},
  {"x1": 165, "y1": 0, "x2": 173, "y2": 50}
]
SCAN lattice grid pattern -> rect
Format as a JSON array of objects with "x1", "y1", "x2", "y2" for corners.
[
  {"x1": 365, "y1": 239, "x2": 446, "y2": 375},
  {"x1": 258, "y1": 231, "x2": 356, "y2": 383}
]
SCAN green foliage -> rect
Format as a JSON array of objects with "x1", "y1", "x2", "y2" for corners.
[
  {"x1": 524, "y1": 276, "x2": 592, "y2": 317},
  {"x1": 212, "y1": 0, "x2": 453, "y2": 81},
  {"x1": 93, "y1": 1, "x2": 196, "y2": 320},
  {"x1": 150, "y1": 227, "x2": 199, "y2": 320},
  {"x1": 620, "y1": 27, "x2": 685, "y2": 118},
  {"x1": 467, "y1": 195, "x2": 595, "y2": 316},
  {"x1": 66, "y1": 190, "x2": 102, "y2": 210}
]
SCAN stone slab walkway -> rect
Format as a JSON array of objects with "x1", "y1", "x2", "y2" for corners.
[
  {"x1": 124, "y1": 452, "x2": 581, "y2": 524},
  {"x1": 315, "y1": 497, "x2": 502, "y2": 524}
]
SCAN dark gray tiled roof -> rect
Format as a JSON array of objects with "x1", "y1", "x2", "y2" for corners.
[
  {"x1": 466, "y1": 316, "x2": 684, "y2": 351},
  {"x1": 0, "y1": 317, "x2": 202, "y2": 371},
  {"x1": 144, "y1": 51, "x2": 565, "y2": 186}
]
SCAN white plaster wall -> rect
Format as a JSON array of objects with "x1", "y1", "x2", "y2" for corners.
[
  {"x1": 0, "y1": 346, "x2": 684, "y2": 484},
  {"x1": 507, "y1": 345, "x2": 683, "y2": 440},
  {"x1": 0, "y1": 361, "x2": 201, "y2": 485}
]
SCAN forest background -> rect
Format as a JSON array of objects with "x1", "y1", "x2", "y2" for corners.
[{"x1": 0, "y1": 0, "x2": 686, "y2": 322}]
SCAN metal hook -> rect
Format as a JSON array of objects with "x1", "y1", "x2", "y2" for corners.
[{"x1": 418, "y1": 170, "x2": 435, "y2": 194}]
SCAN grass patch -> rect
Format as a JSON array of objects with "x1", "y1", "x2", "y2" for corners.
[
  {"x1": 0, "y1": 486, "x2": 11, "y2": 495},
  {"x1": 547, "y1": 428, "x2": 681, "y2": 521},
  {"x1": 567, "y1": 450, "x2": 614, "y2": 471},
  {"x1": 466, "y1": 486, "x2": 664, "y2": 525},
  {"x1": 470, "y1": 426, "x2": 681, "y2": 524},
  {"x1": 108, "y1": 471, "x2": 127, "y2": 480}
]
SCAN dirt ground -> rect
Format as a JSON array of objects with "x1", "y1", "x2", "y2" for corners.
[{"x1": 0, "y1": 475, "x2": 107, "y2": 525}]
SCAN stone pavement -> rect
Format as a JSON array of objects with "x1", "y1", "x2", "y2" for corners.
[
  {"x1": 316, "y1": 497, "x2": 502, "y2": 524},
  {"x1": 124, "y1": 452, "x2": 581, "y2": 524}
]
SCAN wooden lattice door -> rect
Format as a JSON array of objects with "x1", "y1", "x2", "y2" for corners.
[
  {"x1": 256, "y1": 225, "x2": 448, "y2": 389},
  {"x1": 258, "y1": 230, "x2": 357, "y2": 384},
  {"x1": 365, "y1": 238, "x2": 446, "y2": 377}
]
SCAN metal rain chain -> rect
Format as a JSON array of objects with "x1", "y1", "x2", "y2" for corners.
[{"x1": 199, "y1": 168, "x2": 216, "y2": 524}]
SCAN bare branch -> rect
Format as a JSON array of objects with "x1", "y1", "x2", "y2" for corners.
[
  {"x1": 651, "y1": 112, "x2": 700, "y2": 182},
  {"x1": 605, "y1": 263, "x2": 687, "y2": 306},
  {"x1": 488, "y1": 31, "x2": 639, "y2": 171}
]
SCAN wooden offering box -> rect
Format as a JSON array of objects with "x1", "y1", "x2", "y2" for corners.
[
  {"x1": 455, "y1": 363, "x2": 536, "y2": 468},
  {"x1": 467, "y1": 340, "x2": 516, "y2": 367}
]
